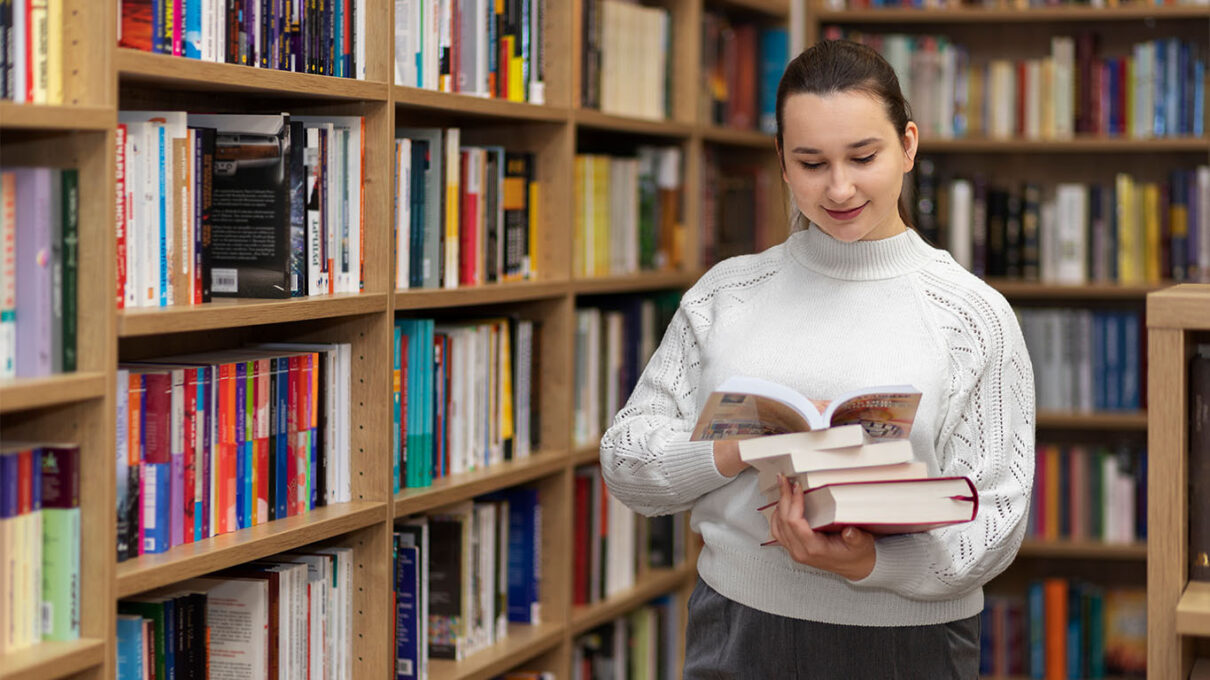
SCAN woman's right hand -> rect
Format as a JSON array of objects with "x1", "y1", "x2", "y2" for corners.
[{"x1": 712, "y1": 439, "x2": 749, "y2": 478}]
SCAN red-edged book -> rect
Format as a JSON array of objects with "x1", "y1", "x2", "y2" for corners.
[{"x1": 759, "y1": 476, "x2": 978, "y2": 537}]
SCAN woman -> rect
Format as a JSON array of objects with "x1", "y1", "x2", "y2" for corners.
[{"x1": 599, "y1": 39, "x2": 1035, "y2": 678}]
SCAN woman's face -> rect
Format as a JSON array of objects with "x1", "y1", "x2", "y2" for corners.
[{"x1": 778, "y1": 91, "x2": 918, "y2": 243}]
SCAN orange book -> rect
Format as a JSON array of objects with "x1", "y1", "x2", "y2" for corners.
[
  {"x1": 1043, "y1": 578, "x2": 1068, "y2": 680},
  {"x1": 218, "y1": 361, "x2": 237, "y2": 535}
]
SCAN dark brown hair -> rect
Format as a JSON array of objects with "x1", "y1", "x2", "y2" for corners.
[{"x1": 775, "y1": 39, "x2": 915, "y2": 229}]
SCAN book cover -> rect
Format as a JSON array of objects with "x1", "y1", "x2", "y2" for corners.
[
  {"x1": 1190, "y1": 344, "x2": 1210, "y2": 581},
  {"x1": 13, "y1": 167, "x2": 54, "y2": 377},
  {"x1": 1, "y1": 171, "x2": 15, "y2": 378},
  {"x1": 186, "y1": 113, "x2": 293, "y2": 298}
]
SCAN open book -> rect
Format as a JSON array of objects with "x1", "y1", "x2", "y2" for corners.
[
  {"x1": 758, "y1": 476, "x2": 978, "y2": 536},
  {"x1": 690, "y1": 376, "x2": 922, "y2": 442}
]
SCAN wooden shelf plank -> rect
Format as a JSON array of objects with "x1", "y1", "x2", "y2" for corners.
[
  {"x1": 0, "y1": 639, "x2": 106, "y2": 680},
  {"x1": 572, "y1": 445, "x2": 600, "y2": 467},
  {"x1": 0, "y1": 372, "x2": 108, "y2": 414},
  {"x1": 117, "y1": 49, "x2": 389, "y2": 100},
  {"x1": 394, "y1": 86, "x2": 569, "y2": 122},
  {"x1": 1017, "y1": 539, "x2": 1147, "y2": 560},
  {"x1": 700, "y1": 124, "x2": 776, "y2": 149},
  {"x1": 987, "y1": 279, "x2": 1165, "y2": 301},
  {"x1": 394, "y1": 281, "x2": 569, "y2": 311},
  {"x1": 395, "y1": 452, "x2": 569, "y2": 518},
  {"x1": 1036, "y1": 411, "x2": 1147, "y2": 430},
  {"x1": 118, "y1": 292, "x2": 389, "y2": 337},
  {"x1": 572, "y1": 270, "x2": 701, "y2": 295},
  {"x1": 1177, "y1": 581, "x2": 1210, "y2": 636},
  {"x1": 918, "y1": 136, "x2": 1209, "y2": 153},
  {"x1": 0, "y1": 102, "x2": 113, "y2": 130},
  {"x1": 716, "y1": 0, "x2": 790, "y2": 17},
  {"x1": 428, "y1": 622, "x2": 564, "y2": 680},
  {"x1": 574, "y1": 109, "x2": 694, "y2": 138},
  {"x1": 815, "y1": 5, "x2": 1210, "y2": 23},
  {"x1": 1147, "y1": 284, "x2": 1210, "y2": 331},
  {"x1": 116, "y1": 501, "x2": 387, "y2": 598},
  {"x1": 571, "y1": 564, "x2": 695, "y2": 636}
]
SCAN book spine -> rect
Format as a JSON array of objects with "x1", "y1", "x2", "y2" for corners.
[
  {"x1": 1191, "y1": 348, "x2": 1210, "y2": 582},
  {"x1": 0, "y1": 171, "x2": 15, "y2": 378}
]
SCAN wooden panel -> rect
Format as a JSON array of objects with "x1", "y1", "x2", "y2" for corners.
[
  {"x1": 570, "y1": 564, "x2": 696, "y2": 636},
  {"x1": 64, "y1": 0, "x2": 115, "y2": 108},
  {"x1": 115, "y1": 501, "x2": 387, "y2": 597},
  {"x1": 0, "y1": 639, "x2": 106, "y2": 680},
  {"x1": 1147, "y1": 327, "x2": 1190, "y2": 679},
  {"x1": 394, "y1": 452, "x2": 569, "y2": 518},
  {"x1": 1015, "y1": 540, "x2": 1146, "y2": 561},
  {"x1": 543, "y1": 0, "x2": 574, "y2": 110},
  {"x1": 571, "y1": 270, "x2": 702, "y2": 295},
  {"x1": 814, "y1": 5, "x2": 1210, "y2": 23},
  {"x1": 0, "y1": 373, "x2": 107, "y2": 413},
  {"x1": 700, "y1": 125, "x2": 777, "y2": 149},
  {"x1": 427, "y1": 623, "x2": 565, "y2": 680},
  {"x1": 393, "y1": 87, "x2": 570, "y2": 122},
  {"x1": 1177, "y1": 581, "x2": 1210, "y2": 636},
  {"x1": 1035, "y1": 411, "x2": 1148, "y2": 431},
  {"x1": 987, "y1": 279, "x2": 1166, "y2": 301},
  {"x1": 0, "y1": 103, "x2": 114, "y2": 130},
  {"x1": 394, "y1": 281, "x2": 570, "y2": 311},
  {"x1": 117, "y1": 293, "x2": 390, "y2": 336},
  {"x1": 1148, "y1": 284, "x2": 1210, "y2": 331},
  {"x1": 574, "y1": 109, "x2": 695, "y2": 138}
]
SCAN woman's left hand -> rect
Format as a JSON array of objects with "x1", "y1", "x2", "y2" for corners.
[{"x1": 768, "y1": 474, "x2": 876, "y2": 581}]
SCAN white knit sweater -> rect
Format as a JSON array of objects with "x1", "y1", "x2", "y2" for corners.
[{"x1": 599, "y1": 226, "x2": 1036, "y2": 626}]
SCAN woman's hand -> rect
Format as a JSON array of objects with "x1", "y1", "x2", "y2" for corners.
[
  {"x1": 768, "y1": 474, "x2": 876, "y2": 581},
  {"x1": 712, "y1": 439, "x2": 749, "y2": 478}
]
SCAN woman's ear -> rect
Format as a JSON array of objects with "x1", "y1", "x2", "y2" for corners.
[{"x1": 902, "y1": 121, "x2": 919, "y2": 174}]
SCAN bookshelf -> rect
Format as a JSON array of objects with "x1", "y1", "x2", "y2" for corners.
[
  {"x1": 0, "y1": 0, "x2": 801, "y2": 678},
  {"x1": 1147, "y1": 284, "x2": 1210, "y2": 679}
]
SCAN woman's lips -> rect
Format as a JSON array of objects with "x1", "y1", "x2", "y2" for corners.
[{"x1": 824, "y1": 202, "x2": 867, "y2": 221}]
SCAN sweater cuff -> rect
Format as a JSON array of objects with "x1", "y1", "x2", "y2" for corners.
[
  {"x1": 658, "y1": 439, "x2": 731, "y2": 501},
  {"x1": 848, "y1": 534, "x2": 928, "y2": 592}
]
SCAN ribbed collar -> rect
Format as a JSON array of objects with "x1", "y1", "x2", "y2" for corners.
[{"x1": 786, "y1": 225, "x2": 935, "y2": 281}]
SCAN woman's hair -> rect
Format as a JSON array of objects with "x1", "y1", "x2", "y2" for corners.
[{"x1": 775, "y1": 39, "x2": 915, "y2": 231}]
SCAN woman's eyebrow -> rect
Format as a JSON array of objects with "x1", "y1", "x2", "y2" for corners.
[{"x1": 791, "y1": 137, "x2": 881, "y2": 154}]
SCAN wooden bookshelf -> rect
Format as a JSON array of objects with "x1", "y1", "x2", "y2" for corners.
[
  {"x1": 393, "y1": 281, "x2": 570, "y2": 311},
  {"x1": 117, "y1": 293, "x2": 390, "y2": 336},
  {"x1": 987, "y1": 279, "x2": 1170, "y2": 301},
  {"x1": 1035, "y1": 410, "x2": 1148, "y2": 431},
  {"x1": 0, "y1": 638, "x2": 107, "y2": 680},
  {"x1": 0, "y1": 372, "x2": 108, "y2": 414},
  {"x1": 1147, "y1": 284, "x2": 1210, "y2": 678},
  {"x1": 573, "y1": 109, "x2": 696, "y2": 138},
  {"x1": 0, "y1": 102, "x2": 115, "y2": 131},
  {"x1": 700, "y1": 124, "x2": 777, "y2": 149},
  {"x1": 428, "y1": 623, "x2": 565, "y2": 680},
  {"x1": 393, "y1": 86, "x2": 570, "y2": 122},
  {"x1": 570, "y1": 564, "x2": 697, "y2": 636},
  {"x1": 394, "y1": 452, "x2": 570, "y2": 518},
  {"x1": 571, "y1": 270, "x2": 703, "y2": 295},
  {"x1": 1017, "y1": 539, "x2": 1147, "y2": 561}
]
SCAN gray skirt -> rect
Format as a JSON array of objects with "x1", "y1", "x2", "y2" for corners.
[{"x1": 682, "y1": 578, "x2": 980, "y2": 679}]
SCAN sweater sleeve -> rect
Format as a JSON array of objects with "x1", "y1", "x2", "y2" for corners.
[
  {"x1": 850, "y1": 290, "x2": 1036, "y2": 600},
  {"x1": 599, "y1": 304, "x2": 733, "y2": 517}
]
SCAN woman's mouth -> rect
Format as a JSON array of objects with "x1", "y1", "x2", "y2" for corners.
[{"x1": 823, "y1": 202, "x2": 867, "y2": 221}]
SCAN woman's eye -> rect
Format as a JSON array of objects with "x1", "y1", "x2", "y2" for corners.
[
  {"x1": 853, "y1": 154, "x2": 876, "y2": 164},
  {"x1": 799, "y1": 161, "x2": 823, "y2": 170}
]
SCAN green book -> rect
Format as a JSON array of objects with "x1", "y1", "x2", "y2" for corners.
[
  {"x1": 60, "y1": 169, "x2": 78, "y2": 372},
  {"x1": 41, "y1": 507, "x2": 80, "y2": 640}
]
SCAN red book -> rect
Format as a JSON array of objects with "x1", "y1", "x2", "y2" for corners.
[
  {"x1": 119, "y1": 0, "x2": 153, "y2": 51},
  {"x1": 572, "y1": 474, "x2": 591, "y2": 606},
  {"x1": 115, "y1": 125, "x2": 128, "y2": 309},
  {"x1": 218, "y1": 361, "x2": 237, "y2": 535},
  {"x1": 39, "y1": 444, "x2": 79, "y2": 509},
  {"x1": 459, "y1": 150, "x2": 478, "y2": 286},
  {"x1": 182, "y1": 369, "x2": 197, "y2": 543},
  {"x1": 140, "y1": 370, "x2": 172, "y2": 465}
]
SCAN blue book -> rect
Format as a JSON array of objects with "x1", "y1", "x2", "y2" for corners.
[
  {"x1": 1087, "y1": 586, "x2": 1105, "y2": 678},
  {"x1": 1167, "y1": 39, "x2": 1181, "y2": 136},
  {"x1": 399, "y1": 319, "x2": 417, "y2": 488},
  {"x1": 183, "y1": 0, "x2": 201, "y2": 58},
  {"x1": 1194, "y1": 57, "x2": 1205, "y2": 137},
  {"x1": 275, "y1": 357, "x2": 289, "y2": 520},
  {"x1": 422, "y1": 319, "x2": 435, "y2": 485},
  {"x1": 1155, "y1": 40, "x2": 1168, "y2": 137},
  {"x1": 235, "y1": 361, "x2": 248, "y2": 530},
  {"x1": 393, "y1": 323, "x2": 402, "y2": 493},
  {"x1": 1027, "y1": 580, "x2": 1044, "y2": 679},
  {"x1": 759, "y1": 27, "x2": 788, "y2": 135},
  {"x1": 1103, "y1": 312, "x2": 1121, "y2": 410},
  {"x1": 157, "y1": 124, "x2": 168, "y2": 306},
  {"x1": 1092, "y1": 313, "x2": 1106, "y2": 411},
  {"x1": 195, "y1": 367, "x2": 207, "y2": 541},
  {"x1": 1067, "y1": 583, "x2": 1083, "y2": 680},
  {"x1": 504, "y1": 487, "x2": 540, "y2": 623},
  {"x1": 1121, "y1": 311, "x2": 1141, "y2": 410},
  {"x1": 116, "y1": 614, "x2": 145, "y2": 680},
  {"x1": 142, "y1": 461, "x2": 171, "y2": 553},
  {"x1": 395, "y1": 539, "x2": 421, "y2": 678}
]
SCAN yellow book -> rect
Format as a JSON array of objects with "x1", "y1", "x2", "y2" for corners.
[
  {"x1": 1124, "y1": 59, "x2": 1134, "y2": 137},
  {"x1": 498, "y1": 320, "x2": 514, "y2": 445},
  {"x1": 46, "y1": 0, "x2": 61, "y2": 104},
  {"x1": 573, "y1": 155, "x2": 587, "y2": 277},
  {"x1": 508, "y1": 44, "x2": 525, "y2": 103},
  {"x1": 1041, "y1": 58, "x2": 1055, "y2": 140},
  {"x1": 591, "y1": 156, "x2": 611, "y2": 277},
  {"x1": 968, "y1": 64, "x2": 983, "y2": 138},
  {"x1": 1142, "y1": 183, "x2": 1161, "y2": 283},
  {"x1": 444, "y1": 128, "x2": 461, "y2": 288},
  {"x1": 527, "y1": 180, "x2": 539, "y2": 279},
  {"x1": 1116, "y1": 173, "x2": 1141, "y2": 284},
  {"x1": 30, "y1": 0, "x2": 48, "y2": 104}
]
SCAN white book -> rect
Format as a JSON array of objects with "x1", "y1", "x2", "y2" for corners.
[
  {"x1": 605, "y1": 492, "x2": 636, "y2": 597},
  {"x1": 1198, "y1": 166, "x2": 1210, "y2": 281},
  {"x1": 183, "y1": 577, "x2": 270, "y2": 680},
  {"x1": 1051, "y1": 37, "x2": 1074, "y2": 139},
  {"x1": 396, "y1": 138, "x2": 411, "y2": 289},
  {"x1": 356, "y1": 0, "x2": 367, "y2": 80},
  {"x1": 1055, "y1": 183, "x2": 1088, "y2": 284},
  {"x1": 948, "y1": 179, "x2": 973, "y2": 270},
  {"x1": 1025, "y1": 59, "x2": 1042, "y2": 139},
  {"x1": 122, "y1": 111, "x2": 188, "y2": 305}
]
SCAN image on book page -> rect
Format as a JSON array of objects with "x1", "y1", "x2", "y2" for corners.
[{"x1": 690, "y1": 376, "x2": 922, "y2": 441}]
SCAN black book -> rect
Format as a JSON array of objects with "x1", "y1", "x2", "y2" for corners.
[
  {"x1": 502, "y1": 151, "x2": 533, "y2": 280},
  {"x1": 1190, "y1": 345, "x2": 1210, "y2": 582},
  {"x1": 1004, "y1": 189, "x2": 1023, "y2": 278},
  {"x1": 188, "y1": 114, "x2": 293, "y2": 298}
]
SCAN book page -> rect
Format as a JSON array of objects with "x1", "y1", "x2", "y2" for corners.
[
  {"x1": 690, "y1": 391, "x2": 813, "y2": 440},
  {"x1": 822, "y1": 386, "x2": 921, "y2": 440}
]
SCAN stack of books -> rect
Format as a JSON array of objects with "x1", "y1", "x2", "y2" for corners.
[{"x1": 690, "y1": 376, "x2": 978, "y2": 536}]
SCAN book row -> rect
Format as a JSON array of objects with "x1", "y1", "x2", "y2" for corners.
[
  {"x1": 1027, "y1": 443, "x2": 1146, "y2": 545},
  {"x1": 0, "y1": 167, "x2": 77, "y2": 378},
  {"x1": 116, "y1": 547, "x2": 355, "y2": 680},
  {"x1": 979, "y1": 583, "x2": 1147, "y2": 679},
  {"x1": 825, "y1": 30, "x2": 1206, "y2": 140},
  {"x1": 573, "y1": 148, "x2": 685, "y2": 279},
  {"x1": 115, "y1": 344, "x2": 353, "y2": 560},
  {"x1": 393, "y1": 0, "x2": 546, "y2": 104},
  {"x1": 1018, "y1": 307, "x2": 1145, "y2": 412},
  {"x1": 572, "y1": 293, "x2": 680, "y2": 448},
  {"x1": 0, "y1": 443, "x2": 80, "y2": 655},
  {"x1": 580, "y1": 0, "x2": 670, "y2": 120},
  {"x1": 118, "y1": 0, "x2": 367, "y2": 79},
  {"x1": 0, "y1": 0, "x2": 63, "y2": 103},
  {"x1": 572, "y1": 465, "x2": 686, "y2": 607},
  {"x1": 826, "y1": 0, "x2": 1208, "y2": 8},
  {"x1": 572, "y1": 597, "x2": 682, "y2": 680},
  {"x1": 700, "y1": 14, "x2": 786, "y2": 134},
  {"x1": 392, "y1": 316, "x2": 538, "y2": 492},
  {"x1": 117, "y1": 112, "x2": 365, "y2": 308},
  {"x1": 915, "y1": 166, "x2": 1210, "y2": 285},
  {"x1": 700, "y1": 152, "x2": 778, "y2": 268},
  {"x1": 394, "y1": 488, "x2": 542, "y2": 675},
  {"x1": 393, "y1": 128, "x2": 538, "y2": 290}
]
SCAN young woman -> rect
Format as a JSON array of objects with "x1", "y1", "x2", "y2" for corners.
[{"x1": 599, "y1": 39, "x2": 1035, "y2": 677}]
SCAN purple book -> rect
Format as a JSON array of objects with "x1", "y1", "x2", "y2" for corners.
[
  {"x1": 169, "y1": 368, "x2": 185, "y2": 547},
  {"x1": 38, "y1": 444, "x2": 79, "y2": 509},
  {"x1": 13, "y1": 167, "x2": 54, "y2": 377}
]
